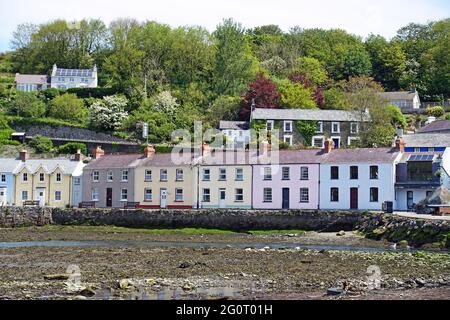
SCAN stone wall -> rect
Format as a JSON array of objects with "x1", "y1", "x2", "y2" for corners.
[
  {"x1": 0, "y1": 207, "x2": 52, "y2": 227},
  {"x1": 52, "y1": 208, "x2": 369, "y2": 232}
]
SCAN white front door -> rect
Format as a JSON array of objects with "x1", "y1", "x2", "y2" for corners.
[
  {"x1": 160, "y1": 189, "x2": 168, "y2": 209},
  {"x1": 0, "y1": 188, "x2": 6, "y2": 206},
  {"x1": 35, "y1": 188, "x2": 45, "y2": 206},
  {"x1": 219, "y1": 189, "x2": 226, "y2": 209}
]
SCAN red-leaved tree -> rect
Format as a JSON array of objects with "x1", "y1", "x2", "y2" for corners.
[{"x1": 240, "y1": 73, "x2": 280, "y2": 120}]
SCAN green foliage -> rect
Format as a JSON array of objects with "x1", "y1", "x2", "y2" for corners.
[
  {"x1": 89, "y1": 95, "x2": 129, "y2": 131},
  {"x1": 0, "y1": 114, "x2": 10, "y2": 130},
  {"x1": 277, "y1": 79, "x2": 317, "y2": 109},
  {"x1": 48, "y1": 93, "x2": 88, "y2": 123},
  {"x1": 323, "y1": 88, "x2": 350, "y2": 109},
  {"x1": 57, "y1": 142, "x2": 87, "y2": 155},
  {"x1": 0, "y1": 129, "x2": 14, "y2": 140},
  {"x1": 426, "y1": 106, "x2": 445, "y2": 118},
  {"x1": 6, "y1": 115, "x2": 84, "y2": 128},
  {"x1": 8, "y1": 92, "x2": 46, "y2": 118},
  {"x1": 294, "y1": 121, "x2": 317, "y2": 147},
  {"x1": 67, "y1": 87, "x2": 119, "y2": 99},
  {"x1": 207, "y1": 95, "x2": 241, "y2": 126},
  {"x1": 154, "y1": 145, "x2": 174, "y2": 153},
  {"x1": 292, "y1": 57, "x2": 327, "y2": 85},
  {"x1": 28, "y1": 135, "x2": 53, "y2": 153}
]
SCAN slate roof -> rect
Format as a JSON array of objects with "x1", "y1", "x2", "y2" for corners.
[
  {"x1": 10, "y1": 158, "x2": 84, "y2": 175},
  {"x1": 402, "y1": 134, "x2": 450, "y2": 148},
  {"x1": 257, "y1": 150, "x2": 323, "y2": 165},
  {"x1": 139, "y1": 152, "x2": 194, "y2": 167},
  {"x1": 378, "y1": 91, "x2": 418, "y2": 101},
  {"x1": 14, "y1": 74, "x2": 48, "y2": 85},
  {"x1": 0, "y1": 159, "x2": 22, "y2": 173},
  {"x1": 84, "y1": 154, "x2": 143, "y2": 170},
  {"x1": 416, "y1": 120, "x2": 450, "y2": 134},
  {"x1": 320, "y1": 148, "x2": 400, "y2": 164},
  {"x1": 200, "y1": 151, "x2": 253, "y2": 166},
  {"x1": 219, "y1": 121, "x2": 250, "y2": 130},
  {"x1": 251, "y1": 108, "x2": 370, "y2": 122}
]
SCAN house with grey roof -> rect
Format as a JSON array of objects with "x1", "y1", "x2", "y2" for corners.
[
  {"x1": 250, "y1": 108, "x2": 370, "y2": 148},
  {"x1": 0, "y1": 159, "x2": 22, "y2": 206},
  {"x1": 416, "y1": 120, "x2": 450, "y2": 134},
  {"x1": 378, "y1": 90, "x2": 421, "y2": 110},
  {"x1": 14, "y1": 74, "x2": 49, "y2": 92},
  {"x1": 50, "y1": 64, "x2": 98, "y2": 89},
  {"x1": 219, "y1": 121, "x2": 251, "y2": 149}
]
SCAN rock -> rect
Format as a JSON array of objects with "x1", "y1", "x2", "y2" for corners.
[
  {"x1": 286, "y1": 234, "x2": 296, "y2": 238},
  {"x1": 118, "y1": 279, "x2": 130, "y2": 289},
  {"x1": 179, "y1": 262, "x2": 191, "y2": 269},
  {"x1": 72, "y1": 295, "x2": 88, "y2": 300},
  {"x1": 182, "y1": 281, "x2": 195, "y2": 291},
  {"x1": 44, "y1": 274, "x2": 70, "y2": 280},
  {"x1": 327, "y1": 288, "x2": 344, "y2": 296},
  {"x1": 336, "y1": 231, "x2": 346, "y2": 237},
  {"x1": 398, "y1": 240, "x2": 409, "y2": 247},
  {"x1": 263, "y1": 246, "x2": 270, "y2": 250},
  {"x1": 79, "y1": 287, "x2": 96, "y2": 297},
  {"x1": 145, "y1": 278, "x2": 157, "y2": 286},
  {"x1": 415, "y1": 278, "x2": 426, "y2": 287}
]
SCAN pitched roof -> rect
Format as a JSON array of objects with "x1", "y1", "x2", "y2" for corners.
[
  {"x1": 251, "y1": 108, "x2": 370, "y2": 122},
  {"x1": 416, "y1": 120, "x2": 450, "y2": 134},
  {"x1": 257, "y1": 149, "x2": 323, "y2": 164},
  {"x1": 219, "y1": 121, "x2": 250, "y2": 130},
  {"x1": 11, "y1": 158, "x2": 84, "y2": 175},
  {"x1": 378, "y1": 91, "x2": 418, "y2": 101},
  {"x1": 320, "y1": 148, "x2": 400, "y2": 164},
  {"x1": 402, "y1": 133, "x2": 450, "y2": 148},
  {"x1": 397, "y1": 151, "x2": 441, "y2": 163},
  {"x1": 200, "y1": 151, "x2": 253, "y2": 166},
  {"x1": 139, "y1": 152, "x2": 194, "y2": 167},
  {"x1": 54, "y1": 68, "x2": 94, "y2": 77},
  {"x1": 0, "y1": 159, "x2": 22, "y2": 173},
  {"x1": 84, "y1": 154, "x2": 144, "y2": 169},
  {"x1": 14, "y1": 74, "x2": 48, "y2": 85}
]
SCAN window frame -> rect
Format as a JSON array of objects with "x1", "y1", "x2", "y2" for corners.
[
  {"x1": 144, "y1": 188, "x2": 153, "y2": 202},
  {"x1": 330, "y1": 166, "x2": 339, "y2": 180},
  {"x1": 263, "y1": 188, "x2": 273, "y2": 203},
  {"x1": 370, "y1": 166, "x2": 379, "y2": 180},
  {"x1": 235, "y1": 188, "x2": 244, "y2": 202},
  {"x1": 300, "y1": 188, "x2": 309, "y2": 203},
  {"x1": 300, "y1": 167, "x2": 309, "y2": 180},
  {"x1": 330, "y1": 188, "x2": 339, "y2": 202}
]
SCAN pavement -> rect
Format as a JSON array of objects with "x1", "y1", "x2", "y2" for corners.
[{"x1": 394, "y1": 212, "x2": 450, "y2": 221}]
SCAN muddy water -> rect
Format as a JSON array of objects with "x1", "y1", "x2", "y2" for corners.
[{"x1": 0, "y1": 239, "x2": 424, "y2": 253}]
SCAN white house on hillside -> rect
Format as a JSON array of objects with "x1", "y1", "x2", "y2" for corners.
[
  {"x1": 378, "y1": 90, "x2": 421, "y2": 110},
  {"x1": 15, "y1": 74, "x2": 49, "y2": 92},
  {"x1": 50, "y1": 64, "x2": 98, "y2": 89}
]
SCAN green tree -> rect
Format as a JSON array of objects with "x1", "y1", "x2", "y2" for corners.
[
  {"x1": 9, "y1": 92, "x2": 46, "y2": 118},
  {"x1": 207, "y1": 95, "x2": 241, "y2": 126},
  {"x1": 291, "y1": 57, "x2": 327, "y2": 85},
  {"x1": 28, "y1": 135, "x2": 53, "y2": 153},
  {"x1": 277, "y1": 79, "x2": 317, "y2": 109},
  {"x1": 323, "y1": 88, "x2": 350, "y2": 109},
  {"x1": 89, "y1": 95, "x2": 129, "y2": 131},
  {"x1": 48, "y1": 93, "x2": 88, "y2": 123}
]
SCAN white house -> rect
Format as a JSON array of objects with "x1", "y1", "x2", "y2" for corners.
[
  {"x1": 319, "y1": 140, "x2": 401, "y2": 211},
  {"x1": 50, "y1": 64, "x2": 98, "y2": 89},
  {"x1": 219, "y1": 121, "x2": 251, "y2": 149},
  {"x1": 378, "y1": 90, "x2": 421, "y2": 110},
  {"x1": 15, "y1": 74, "x2": 49, "y2": 92}
]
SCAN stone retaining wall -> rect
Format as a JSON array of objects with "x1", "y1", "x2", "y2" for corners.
[{"x1": 0, "y1": 207, "x2": 52, "y2": 227}]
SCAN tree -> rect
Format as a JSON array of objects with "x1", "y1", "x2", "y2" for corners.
[
  {"x1": 208, "y1": 95, "x2": 241, "y2": 125},
  {"x1": 291, "y1": 57, "x2": 327, "y2": 85},
  {"x1": 9, "y1": 92, "x2": 46, "y2": 118},
  {"x1": 240, "y1": 73, "x2": 280, "y2": 120},
  {"x1": 89, "y1": 95, "x2": 129, "y2": 131},
  {"x1": 289, "y1": 72, "x2": 325, "y2": 108},
  {"x1": 338, "y1": 47, "x2": 372, "y2": 79},
  {"x1": 151, "y1": 91, "x2": 179, "y2": 114},
  {"x1": 277, "y1": 79, "x2": 317, "y2": 109},
  {"x1": 29, "y1": 135, "x2": 53, "y2": 153},
  {"x1": 323, "y1": 88, "x2": 350, "y2": 110},
  {"x1": 48, "y1": 93, "x2": 88, "y2": 123},
  {"x1": 57, "y1": 142, "x2": 87, "y2": 155}
]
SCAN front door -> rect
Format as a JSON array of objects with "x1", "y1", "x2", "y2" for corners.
[
  {"x1": 332, "y1": 138, "x2": 340, "y2": 149},
  {"x1": 160, "y1": 189, "x2": 167, "y2": 209},
  {"x1": 35, "y1": 188, "x2": 45, "y2": 206},
  {"x1": 407, "y1": 191, "x2": 414, "y2": 210},
  {"x1": 350, "y1": 188, "x2": 358, "y2": 209},
  {"x1": 282, "y1": 188, "x2": 290, "y2": 209},
  {"x1": 219, "y1": 189, "x2": 226, "y2": 209},
  {"x1": 0, "y1": 188, "x2": 6, "y2": 206},
  {"x1": 106, "y1": 188, "x2": 113, "y2": 207}
]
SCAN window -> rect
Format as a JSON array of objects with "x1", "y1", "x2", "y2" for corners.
[
  {"x1": 370, "y1": 166, "x2": 379, "y2": 180},
  {"x1": 22, "y1": 173, "x2": 28, "y2": 182},
  {"x1": 370, "y1": 188, "x2": 379, "y2": 202},
  {"x1": 330, "y1": 188, "x2": 339, "y2": 202},
  {"x1": 107, "y1": 171, "x2": 113, "y2": 182},
  {"x1": 120, "y1": 189, "x2": 128, "y2": 201},
  {"x1": 1, "y1": 174, "x2": 6, "y2": 182},
  {"x1": 330, "y1": 166, "x2": 339, "y2": 180},
  {"x1": 56, "y1": 173, "x2": 62, "y2": 182},
  {"x1": 55, "y1": 191, "x2": 62, "y2": 201},
  {"x1": 235, "y1": 188, "x2": 244, "y2": 202},
  {"x1": 348, "y1": 137, "x2": 360, "y2": 147},
  {"x1": 282, "y1": 167, "x2": 290, "y2": 180},
  {"x1": 219, "y1": 168, "x2": 227, "y2": 181},
  {"x1": 144, "y1": 189, "x2": 153, "y2": 202},
  {"x1": 263, "y1": 167, "x2": 272, "y2": 180},
  {"x1": 202, "y1": 189, "x2": 211, "y2": 202},
  {"x1": 332, "y1": 122, "x2": 340, "y2": 133},
  {"x1": 203, "y1": 169, "x2": 211, "y2": 181},
  {"x1": 313, "y1": 137, "x2": 324, "y2": 148},
  {"x1": 39, "y1": 173, "x2": 45, "y2": 182},
  {"x1": 175, "y1": 188, "x2": 184, "y2": 202},
  {"x1": 300, "y1": 188, "x2": 309, "y2": 203},
  {"x1": 266, "y1": 120, "x2": 274, "y2": 131},
  {"x1": 73, "y1": 178, "x2": 81, "y2": 186},
  {"x1": 91, "y1": 188, "x2": 99, "y2": 201},
  {"x1": 350, "y1": 122, "x2": 359, "y2": 134},
  {"x1": 176, "y1": 169, "x2": 184, "y2": 181},
  {"x1": 263, "y1": 188, "x2": 272, "y2": 202},
  {"x1": 316, "y1": 122, "x2": 323, "y2": 133},
  {"x1": 92, "y1": 171, "x2": 99, "y2": 182},
  {"x1": 145, "y1": 170, "x2": 152, "y2": 182},
  {"x1": 235, "y1": 168, "x2": 244, "y2": 181},
  {"x1": 22, "y1": 191, "x2": 28, "y2": 201},
  {"x1": 121, "y1": 170, "x2": 129, "y2": 182},
  {"x1": 160, "y1": 169, "x2": 168, "y2": 182},
  {"x1": 350, "y1": 166, "x2": 358, "y2": 180},
  {"x1": 283, "y1": 135, "x2": 293, "y2": 146},
  {"x1": 300, "y1": 167, "x2": 309, "y2": 180},
  {"x1": 284, "y1": 121, "x2": 293, "y2": 132}
]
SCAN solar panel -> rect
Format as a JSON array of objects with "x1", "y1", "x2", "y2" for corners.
[
  {"x1": 408, "y1": 154, "x2": 434, "y2": 162},
  {"x1": 55, "y1": 68, "x2": 94, "y2": 77}
]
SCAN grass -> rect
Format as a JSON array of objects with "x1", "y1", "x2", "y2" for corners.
[{"x1": 14, "y1": 225, "x2": 305, "y2": 236}]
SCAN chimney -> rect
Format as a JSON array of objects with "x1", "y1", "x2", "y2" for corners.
[
  {"x1": 92, "y1": 146, "x2": 105, "y2": 159},
  {"x1": 144, "y1": 145, "x2": 156, "y2": 158},
  {"x1": 395, "y1": 137, "x2": 406, "y2": 153},
  {"x1": 202, "y1": 142, "x2": 211, "y2": 156},
  {"x1": 427, "y1": 116, "x2": 436, "y2": 124},
  {"x1": 260, "y1": 140, "x2": 271, "y2": 155},
  {"x1": 19, "y1": 150, "x2": 29, "y2": 162},
  {"x1": 323, "y1": 139, "x2": 334, "y2": 153},
  {"x1": 74, "y1": 149, "x2": 83, "y2": 162},
  {"x1": 52, "y1": 64, "x2": 57, "y2": 76}
]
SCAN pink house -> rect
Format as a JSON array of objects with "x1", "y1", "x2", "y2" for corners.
[{"x1": 252, "y1": 150, "x2": 322, "y2": 210}]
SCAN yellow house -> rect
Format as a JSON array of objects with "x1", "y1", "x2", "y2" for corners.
[{"x1": 13, "y1": 150, "x2": 85, "y2": 207}]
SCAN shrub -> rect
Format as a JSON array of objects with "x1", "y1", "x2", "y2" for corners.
[
  {"x1": 57, "y1": 142, "x2": 87, "y2": 155},
  {"x1": 155, "y1": 145, "x2": 173, "y2": 153},
  {"x1": 6, "y1": 116, "x2": 83, "y2": 128},
  {"x1": 28, "y1": 135, "x2": 53, "y2": 153},
  {"x1": 89, "y1": 95, "x2": 129, "y2": 131},
  {"x1": 8, "y1": 92, "x2": 46, "y2": 118},
  {"x1": 48, "y1": 93, "x2": 88, "y2": 123},
  {"x1": 426, "y1": 106, "x2": 445, "y2": 118}
]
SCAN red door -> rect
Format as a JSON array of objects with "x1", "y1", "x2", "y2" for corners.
[{"x1": 350, "y1": 188, "x2": 358, "y2": 210}]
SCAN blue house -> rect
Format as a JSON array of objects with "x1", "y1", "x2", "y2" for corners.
[{"x1": 0, "y1": 159, "x2": 21, "y2": 206}]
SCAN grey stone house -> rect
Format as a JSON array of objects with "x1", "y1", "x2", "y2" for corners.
[{"x1": 250, "y1": 108, "x2": 370, "y2": 148}]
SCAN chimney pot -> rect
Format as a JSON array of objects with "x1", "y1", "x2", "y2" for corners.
[
  {"x1": 19, "y1": 150, "x2": 29, "y2": 162},
  {"x1": 395, "y1": 137, "x2": 406, "y2": 153},
  {"x1": 323, "y1": 139, "x2": 334, "y2": 153},
  {"x1": 144, "y1": 145, "x2": 156, "y2": 158},
  {"x1": 74, "y1": 149, "x2": 83, "y2": 162},
  {"x1": 92, "y1": 146, "x2": 105, "y2": 159},
  {"x1": 202, "y1": 142, "x2": 211, "y2": 155}
]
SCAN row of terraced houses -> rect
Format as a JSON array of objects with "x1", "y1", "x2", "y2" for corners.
[{"x1": 2, "y1": 136, "x2": 448, "y2": 212}]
